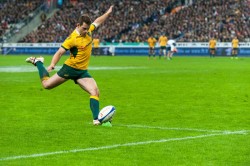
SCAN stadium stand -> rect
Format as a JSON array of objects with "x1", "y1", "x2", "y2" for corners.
[
  {"x1": 0, "y1": 0, "x2": 45, "y2": 43},
  {"x1": 175, "y1": 0, "x2": 250, "y2": 42},
  {"x1": 122, "y1": 0, "x2": 250, "y2": 42},
  {"x1": 2, "y1": 0, "x2": 249, "y2": 43},
  {"x1": 19, "y1": 0, "x2": 185, "y2": 43}
]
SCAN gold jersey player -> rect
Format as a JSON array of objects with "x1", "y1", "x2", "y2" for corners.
[
  {"x1": 147, "y1": 35, "x2": 157, "y2": 59},
  {"x1": 25, "y1": 6, "x2": 114, "y2": 126},
  {"x1": 209, "y1": 37, "x2": 216, "y2": 58},
  {"x1": 231, "y1": 36, "x2": 239, "y2": 59},
  {"x1": 158, "y1": 34, "x2": 168, "y2": 59},
  {"x1": 92, "y1": 36, "x2": 100, "y2": 56}
]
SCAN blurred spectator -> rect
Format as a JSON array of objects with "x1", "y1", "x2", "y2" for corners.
[{"x1": 40, "y1": 12, "x2": 47, "y2": 22}]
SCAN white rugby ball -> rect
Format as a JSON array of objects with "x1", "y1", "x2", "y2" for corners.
[{"x1": 98, "y1": 105, "x2": 116, "y2": 123}]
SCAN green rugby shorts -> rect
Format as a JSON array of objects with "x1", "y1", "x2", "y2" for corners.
[{"x1": 57, "y1": 64, "x2": 92, "y2": 84}]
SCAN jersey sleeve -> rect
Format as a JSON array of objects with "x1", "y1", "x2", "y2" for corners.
[
  {"x1": 89, "y1": 24, "x2": 96, "y2": 33},
  {"x1": 61, "y1": 35, "x2": 74, "y2": 51}
]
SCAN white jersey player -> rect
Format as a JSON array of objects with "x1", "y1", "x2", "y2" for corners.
[{"x1": 167, "y1": 39, "x2": 177, "y2": 60}]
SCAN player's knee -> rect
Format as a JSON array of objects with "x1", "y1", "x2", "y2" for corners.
[
  {"x1": 90, "y1": 88, "x2": 99, "y2": 96},
  {"x1": 43, "y1": 85, "x2": 52, "y2": 90},
  {"x1": 42, "y1": 82, "x2": 53, "y2": 90}
]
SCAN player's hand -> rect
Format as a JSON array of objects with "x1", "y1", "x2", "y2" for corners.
[
  {"x1": 47, "y1": 65, "x2": 55, "y2": 72},
  {"x1": 107, "y1": 5, "x2": 113, "y2": 14}
]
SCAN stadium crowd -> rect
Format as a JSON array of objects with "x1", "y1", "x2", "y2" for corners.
[
  {"x1": 122, "y1": 0, "x2": 250, "y2": 42},
  {"x1": 171, "y1": 0, "x2": 250, "y2": 42},
  {"x1": 2, "y1": 0, "x2": 250, "y2": 43},
  {"x1": 20, "y1": 0, "x2": 178, "y2": 43},
  {"x1": 0, "y1": 0, "x2": 44, "y2": 42}
]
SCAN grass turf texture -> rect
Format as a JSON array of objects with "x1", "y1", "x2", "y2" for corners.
[{"x1": 0, "y1": 55, "x2": 249, "y2": 165}]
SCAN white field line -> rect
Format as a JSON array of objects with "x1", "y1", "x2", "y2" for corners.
[
  {"x1": 115, "y1": 124, "x2": 231, "y2": 133},
  {"x1": 0, "y1": 66, "x2": 146, "y2": 72},
  {"x1": 0, "y1": 130, "x2": 247, "y2": 161}
]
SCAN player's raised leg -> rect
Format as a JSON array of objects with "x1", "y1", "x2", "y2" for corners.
[
  {"x1": 41, "y1": 74, "x2": 67, "y2": 89},
  {"x1": 26, "y1": 56, "x2": 67, "y2": 89},
  {"x1": 26, "y1": 56, "x2": 49, "y2": 81}
]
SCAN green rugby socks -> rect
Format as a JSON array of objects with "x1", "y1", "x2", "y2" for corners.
[
  {"x1": 36, "y1": 61, "x2": 49, "y2": 80},
  {"x1": 90, "y1": 96, "x2": 99, "y2": 120}
]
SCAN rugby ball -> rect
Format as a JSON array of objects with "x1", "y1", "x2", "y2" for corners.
[{"x1": 98, "y1": 105, "x2": 116, "y2": 123}]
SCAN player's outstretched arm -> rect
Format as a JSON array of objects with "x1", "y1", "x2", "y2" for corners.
[
  {"x1": 93, "y1": 5, "x2": 113, "y2": 27},
  {"x1": 47, "y1": 47, "x2": 66, "y2": 72}
]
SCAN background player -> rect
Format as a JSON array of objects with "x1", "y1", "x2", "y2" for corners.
[
  {"x1": 147, "y1": 35, "x2": 157, "y2": 59},
  {"x1": 92, "y1": 35, "x2": 100, "y2": 56},
  {"x1": 231, "y1": 36, "x2": 239, "y2": 59},
  {"x1": 209, "y1": 37, "x2": 217, "y2": 58},
  {"x1": 158, "y1": 34, "x2": 168, "y2": 59},
  {"x1": 167, "y1": 39, "x2": 178, "y2": 60}
]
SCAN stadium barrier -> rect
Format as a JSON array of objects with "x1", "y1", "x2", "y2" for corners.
[{"x1": 1, "y1": 42, "x2": 250, "y2": 56}]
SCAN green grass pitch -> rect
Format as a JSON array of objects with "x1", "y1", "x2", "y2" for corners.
[{"x1": 0, "y1": 55, "x2": 250, "y2": 165}]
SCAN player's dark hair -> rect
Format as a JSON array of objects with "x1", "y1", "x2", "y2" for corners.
[{"x1": 78, "y1": 14, "x2": 92, "y2": 25}]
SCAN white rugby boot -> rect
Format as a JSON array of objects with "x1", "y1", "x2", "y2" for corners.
[
  {"x1": 25, "y1": 56, "x2": 44, "y2": 66},
  {"x1": 93, "y1": 119, "x2": 101, "y2": 125}
]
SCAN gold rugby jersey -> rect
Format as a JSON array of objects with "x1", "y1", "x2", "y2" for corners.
[
  {"x1": 148, "y1": 37, "x2": 157, "y2": 48},
  {"x1": 92, "y1": 38, "x2": 100, "y2": 48},
  {"x1": 209, "y1": 39, "x2": 216, "y2": 48},
  {"x1": 61, "y1": 24, "x2": 96, "y2": 70},
  {"x1": 232, "y1": 39, "x2": 239, "y2": 48},
  {"x1": 158, "y1": 36, "x2": 168, "y2": 46}
]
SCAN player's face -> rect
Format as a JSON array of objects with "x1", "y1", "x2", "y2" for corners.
[{"x1": 78, "y1": 23, "x2": 89, "y2": 35}]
